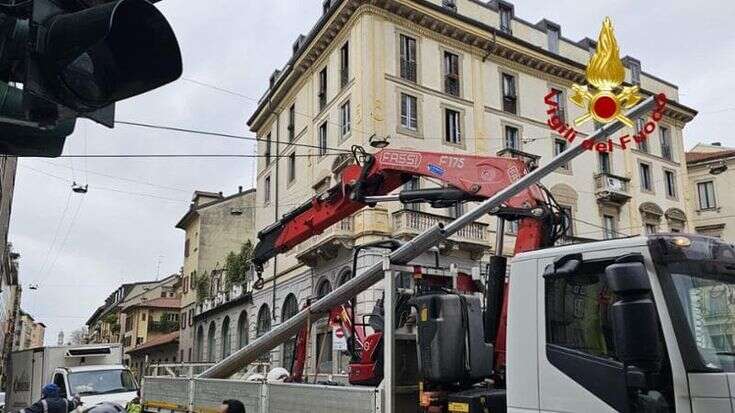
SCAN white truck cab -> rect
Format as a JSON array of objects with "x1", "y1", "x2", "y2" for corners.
[
  {"x1": 507, "y1": 234, "x2": 735, "y2": 413},
  {"x1": 52, "y1": 365, "x2": 138, "y2": 409},
  {"x1": 7, "y1": 344, "x2": 138, "y2": 411}
]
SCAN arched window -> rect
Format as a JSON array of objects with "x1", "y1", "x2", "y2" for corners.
[
  {"x1": 317, "y1": 279, "x2": 332, "y2": 298},
  {"x1": 257, "y1": 305, "x2": 271, "y2": 337},
  {"x1": 196, "y1": 326, "x2": 204, "y2": 362},
  {"x1": 221, "y1": 316, "x2": 231, "y2": 359},
  {"x1": 338, "y1": 269, "x2": 352, "y2": 286},
  {"x1": 281, "y1": 294, "x2": 299, "y2": 371},
  {"x1": 237, "y1": 311, "x2": 249, "y2": 349},
  {"x1": 207, "y1": 321, "x2": 216, "y2": 362},
  {"x1": 256, "y1": 305, "x2": 272, "y2": 362}
]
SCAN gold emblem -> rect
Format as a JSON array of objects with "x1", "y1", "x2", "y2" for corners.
[{"x1": 570, "y1": 17, "x2": 641, "y2": 128}]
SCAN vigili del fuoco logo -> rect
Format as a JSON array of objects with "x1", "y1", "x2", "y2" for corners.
[{"x1": 544, "y1": 17, "x2": 668, "y2": 153}]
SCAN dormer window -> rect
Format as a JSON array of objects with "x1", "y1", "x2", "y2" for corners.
[
  {"x1": 547, "y1": 26, "x2": 560, "y2": 54},
  {"x1": 499, "y1": 3, "x2": 513, "y2": 34},
  {"x1": 442, "y1": 0, "x2": 456, "y2": 12},
  {"x1": 322, "y1": 0, "x2": 331, "y2": 15}
]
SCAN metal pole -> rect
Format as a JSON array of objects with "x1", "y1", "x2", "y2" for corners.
[
  {"x1": 495, "y1": 218, "x2": 505, "y2": 257},
  {"x1": 198, "y1": 96, "x2": 657, "y2": 379},
  {"x1": 383, "y1": 256, "x2": 395, "y2": 413}
]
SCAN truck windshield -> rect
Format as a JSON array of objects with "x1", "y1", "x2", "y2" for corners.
[
  {"x1": 68, "y1": 370, "x2": 138, "y2": 396},
  {"x1": 653, "y1": 236, "x2": 735, "y2": 372}
]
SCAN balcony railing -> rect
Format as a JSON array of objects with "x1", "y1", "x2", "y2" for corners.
[
  {"x1": 503, "y1": 96, "x2": 517, "y2": 114},
  {"x1": 195, "y1": 284, "x2": 248, "y2": 316},
  {"x1": 392, "y1": 210, "x2": 488, "y2": 254},
  {"x1": 400, "y1": 60, "x2": 417, "y2": 82},
  {"x1": 594, "y1": 173, "x2": 631, "y2": 205}
]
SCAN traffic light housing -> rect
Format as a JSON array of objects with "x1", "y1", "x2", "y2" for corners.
[{"x1": 0, "y1": 0, "x2": 182, "y2": 157}]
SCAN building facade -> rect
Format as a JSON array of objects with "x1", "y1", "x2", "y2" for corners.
[
  {"x1": 86, "y1": 280, "x2": 159, "y2": 344},
  {"x1": 121, "y1": 297, "x2": 181, "y2": 368},
  {"x1": 686, "y1": 142, "x2": 735, "y2": 240},
  {"x1": 13, "y1": 310, "x2": 44, "y2": 350},
  {"x1": 247, "y1": 0, "x2": 697, "y2": 379},
  {"x1": 127, "y1": 331, "x2": 180, "y2": 380},
  {"x1": 176, "y1": 188, "x2": 257, "y2": 364}
]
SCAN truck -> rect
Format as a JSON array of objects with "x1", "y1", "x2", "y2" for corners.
[
  {"x1": 7, "y1": 344, "x2": 139, "y2": 411},
  {"x1": 141, "y1": 96, "x2": 717, "y2": 412}
]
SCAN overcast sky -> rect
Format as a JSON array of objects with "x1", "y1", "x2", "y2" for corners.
[{"x1": 9, "y1": 0, "x2": 735, "y2": 344}]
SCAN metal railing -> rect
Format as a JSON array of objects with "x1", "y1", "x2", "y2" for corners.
[
  {"x1": 594, "y1": 172, "x2": 630, "y2": 194},
  {"x1": 295, "y1": 217, "x2": 354, "y2": 254},
  {"x1": 392, "y1": 210, "x2": 487, "y2": 243}
]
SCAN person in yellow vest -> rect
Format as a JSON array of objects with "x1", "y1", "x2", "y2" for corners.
[{"x1": 125, "y1": 391, "x2": 141, "y2": 413}]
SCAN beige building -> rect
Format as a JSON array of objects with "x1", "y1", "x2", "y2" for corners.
[
  {"x1": 13, "y1": 310, "x2": 44, "y2": 350},
  {"x1": 686, "y1": 142, "x2": 735, "y2": 240},
  {"x1": 122, "y1": 297, "x2": 181, "y2": 370},
  {"x1": 87, "y1": 280, "x2": 159, "y2": 344},
  {"x1": 247, "y1": 0, "x2": 697, "y2": 377},
  {"x1": 176, "y1": 188, "x2": 257, "y2": 363}
]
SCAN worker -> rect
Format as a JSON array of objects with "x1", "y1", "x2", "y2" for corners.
[
  {"x1": 220, "y1": 399, "x2": 245, "y2": 413},
  {"x1": 18, "y1": 384, "x2": 81, "y2": 413},
  {"x1": 125, "y1": 391, "x2": 142, "y2": 413}
]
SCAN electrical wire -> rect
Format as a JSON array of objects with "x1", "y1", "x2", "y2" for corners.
[{"x1": 36, "y1": 190, "x2": 73, "y2": 279}]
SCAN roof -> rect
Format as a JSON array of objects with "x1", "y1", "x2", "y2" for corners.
[
  {"x1": 123, "y1": 297, "x2": 180, "y2": 312},
  {"x1": 686, "y1": 150, "x2": 735, "y2": 164},
  {"x1": 176, "y1": 188, "x2": 255, "y2": 229},
  {"x1": 126, "y1": 331, "x2": 179, "y2": 354}
]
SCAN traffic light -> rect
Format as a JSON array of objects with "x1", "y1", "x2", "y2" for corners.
[{"x1": 0, "y1": 0, "x2": 182, "y2": 157}]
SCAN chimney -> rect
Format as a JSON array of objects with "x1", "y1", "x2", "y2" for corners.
[{"x1": 218, "y1": 191, "x2": 223, "y2": 197}]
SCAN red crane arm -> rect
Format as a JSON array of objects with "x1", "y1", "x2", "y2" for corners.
[{"x1": 252, "y1": 148, "x2": 544, "y2": 271}]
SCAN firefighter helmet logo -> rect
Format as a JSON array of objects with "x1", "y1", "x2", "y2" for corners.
[{"x1": 570, "y1": 17, "x2": 642, "y2": 128}]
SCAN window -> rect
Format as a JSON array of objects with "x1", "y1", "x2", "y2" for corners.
[
  {"x1": 181, "y1": 312, "x2": 187, "y2": 330},
  {"x1": 317, "y1": 279, "x2": 332, "y2": 298},
  {"x1": 554, "y1": 138, "x2": 568, "y2": 170},
  {"x1": 560, "y1": 206, "x2": 573, "y2": 237},
  {"x1": 188, "y1": 308, "x2": 194, "y2": 327},
  {"x1": 405, "y1": 177, "x2": 420, "y2": 212},
  {"x1": 256, "y1": 305, "x2": 271, "y2": 361},
  {"x1": 645, "y1": 223, "x2": 658, "y2": 234},
  {"x1": 399, "y1": 34, "x2": 417, "y2": 82},
  {"x1": 264, "y1": 175, "x2": 271, "y2": 204},
  {"x1": 237, "y1": 311, "x2": 249, "y2": 349},
  {"x1": 400, "y1": 93, "x2": 418, "y2": 131},
  {"x1": 499, "y1": 5, "x2": 512, "y2": 34},
  {"x1": 288, "y1": 152, "x2": 296, "y2": 183},
  {"x1": 184, "y1": 239, "x2": 190, "y2": 258},
  {"x1": 53, "y1": 373, "x2": 68, "y2": 398},
  {"x1": 265, "y1": 133, "x2": 272, "y2": 166},
  {"x1": 504, "y1": 125, "x2": 519, "y2": 149},
  {"x1": 639, "y1": 163, "x2": 652, "y2": 192},
  {"x1": 630, "y1": 61, "x2": 641, "y2": 85},
  {"x1": 196, "y1": 326, "x2": 204, "y2": 361},
  {"x1": 603, "y1": 215, "x2": 616, "y2": 239},
  {"x1": 547, "y1": 27, "x2": 560, "y2": 54},
  {"x1": 340, "y1": 101, "x2": 351, "y2": 137},
  {"x1": 443, "y1": 51, "x2": 460, "y2": 97},
  {"x1": 125, "y1": 317, "x2": 133, "y2": 332},
  {"x1": 502, "y1": 73, "x2": 517, "y2": 114},
  {"x1": 316, "y1": 330, "x2": 333, "y2": 372},
  {"x1": 659, "y1": 126, "x2": 672, "y2": 161},
  {"x1": 545, "y1": 261, "x2": 616, "y2": 359},
  {"x1": 448, "y1": 202, "x2": 464, "y2": 219},
  {"x1": 340, "y1": 42, "x2": 349, "y2": 88},
  {"x1": 664, "y1": 170, "x2": 677, "y2": 198},
  {"x1": 636, "y1": 118, "x2": 648, "y2": 152},
  {"x1": 287, "y1": 105, "x2": 295, "y2": 142},
  {"x1": 207, "y1": 322, "x2": 216, "y2": 362},
  {"x1": 698, "y1": 181, "x2": 716, "y2": 210},
  {"x1": 444, "y1": 108, "x2": 461, "y2": 145},
  {"x1": 318, "y1": 122, "x2": 328, "y2": 156},
  {"x1": 506, "y1": 220, "x2": 519, "y2": 235},
  {"x1": 221, "y1": 317, "x2": 231, "y2": 359},
  {"x1": 281, "y1": 295, "x2": 299, "y2": 371},
  {"x1": 318, "y1": 68, "x2": 327, "y2": 110},
  {"x1": 598, "y1": 152, "x2": 611, "y2": 174},
  {"x1": 141, "y1": 313, "x2": 146, "y2": 321},
  {"x1": 550, "y1": 88, "x2": 566, "y2": 122}
]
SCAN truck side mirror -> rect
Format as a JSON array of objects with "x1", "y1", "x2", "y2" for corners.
[{"x1": 605, "y1": 259, "x2": 662, "y2": 374}]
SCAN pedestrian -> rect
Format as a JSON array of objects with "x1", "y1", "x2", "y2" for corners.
[
  {"x1": 125, "y1": 390, "x2": 142, "y2": 413},
  {"x1": 18, "y1": 384, "x2": 81, "y2": 413},
  {"x1": 220, "y1": 399, "x2": 245, "y2": 413}
]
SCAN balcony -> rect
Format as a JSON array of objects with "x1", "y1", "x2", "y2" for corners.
[
  {"x1": 594, "y1": 173, "x2": 631, "y2": 206},
  {"x1": 195, "y1": 284, "x2": 249, "y2": 316},
  {"x1": 296, "y1": 217, "x2": 355, "y2": 267},
  {"x1": 392, "y1": 209, "x2": 489, "y2": 258}
]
